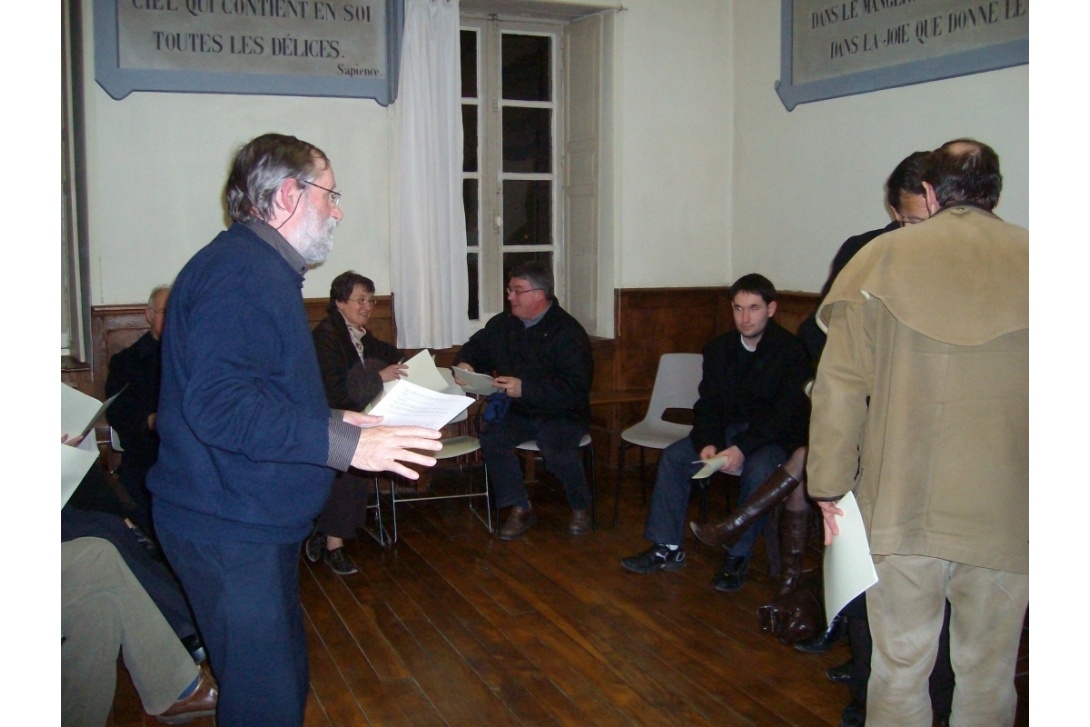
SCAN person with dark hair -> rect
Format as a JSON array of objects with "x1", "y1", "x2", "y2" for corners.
[
  {"x1": 798, "y1": 151, "x2": 930, "y2": 361},
  {"x1": 103, "y1": 284, "x2": 171, "y2": 534},
  {"x1": 453, "y1": 259, "x2": 594, "y2": 539},
  {"x1": 809, "y1": 138, "x2": 1027, "y2": 726},
  {"x1": 306, "y1": 270, "x2": 406, "y2": 575},
  {"x1": 787, "y1": 150, "x2": 954, "y2": 727},
  {"x1": 621, "y1": 274, "x2": 811, "y2": 594},
  {"x1": 149, "y1": 133, "x2": 442, "y2": 726}
]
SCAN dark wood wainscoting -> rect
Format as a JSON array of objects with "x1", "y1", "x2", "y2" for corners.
[{"x1": 67, "y1": 288, "x2": 817, "y2": 466}]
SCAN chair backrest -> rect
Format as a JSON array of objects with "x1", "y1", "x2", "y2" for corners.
[{"x1": 643, "y1": 353, "x2": 703, "y2": 423}]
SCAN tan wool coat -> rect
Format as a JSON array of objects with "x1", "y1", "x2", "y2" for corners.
[{"x1": 807, "y1": 205, "x2": 1028, "y2": 574}]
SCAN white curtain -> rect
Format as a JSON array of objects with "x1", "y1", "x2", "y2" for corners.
[{"x1": 392, "y1": 0, "x2": 469, "y2": 349}]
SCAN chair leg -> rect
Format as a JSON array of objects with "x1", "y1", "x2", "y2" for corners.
[
  {"x1": 613, "y1": 441, "x2": 628, "y2": 527},
  {"x1": 585, "y1": 444, "x2": 597, "y2": 531},
  {"x1": 638, "y1": 447, "x2": 648, "y2": 504}
]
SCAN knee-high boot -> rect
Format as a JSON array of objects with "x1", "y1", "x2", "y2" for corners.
[
  {"x1": 776, "y1": 507, "x2": 810, "y2": 596},
  {"x1": 689, "y1": 447, "x2": 807, "y2": 548}
]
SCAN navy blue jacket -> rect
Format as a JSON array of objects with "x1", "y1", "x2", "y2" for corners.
[{"x1": 149, "y1": 223, "x2": 334, "y2": 543}]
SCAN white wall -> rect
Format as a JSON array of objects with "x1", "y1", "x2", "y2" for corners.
[
  {"x1": 78, "y1": 0, "x2": 1028, "y2": 306},
  {"x1": 79, "y1": 0, "x2": 396, "y2": 305},
  {"x1": 729, "y1": 2, "x2": 1028, "y2": 294},
  {"x1": 611, "y1": 0, "x2": 734, "y2": 289}
]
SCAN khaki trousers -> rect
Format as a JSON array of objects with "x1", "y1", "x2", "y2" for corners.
[
  {"x1": 62, "y1": 538, "x2": 198, "y2": 727},
  {"x1": 866, "y1": 554, "x2": 1028, "y2": 727}
]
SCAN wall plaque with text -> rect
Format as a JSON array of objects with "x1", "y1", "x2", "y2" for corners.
[
  {"x1": 776, "y1": 0, "x2": 1028, "y2": 111},
  {"x1": 95, "y1": 0, "x2": 404, "y2": 105}
]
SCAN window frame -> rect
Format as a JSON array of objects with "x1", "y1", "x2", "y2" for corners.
[{"x1": 461, "y1": 16, "x2": 566, "y2": 329}]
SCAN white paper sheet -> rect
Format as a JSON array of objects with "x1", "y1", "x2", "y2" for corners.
[
  {"x1": 691, "y1": 457, "x2": 743, "y2": 479},
  {"x1": 367, "y1": 379, "x2": 473, "y2": 430},
  {"x1": 61, "y1": 383, "x2": 126, "y2": 509},
  {"x1": 61, "y1": 444, "x2": 99, "y2": 508},
  {"x1": 61, "y1": 382, "x2": 126, "y2": 440},
  {"x1": 402, "y1": 349, "x2": 450, "y2": 393},
  {"x1": 451, "y1": 367, "x2": 499, "y2": 396},
  {"x1": 822, "y1": 491, "x2": 879, "y2": 624}
]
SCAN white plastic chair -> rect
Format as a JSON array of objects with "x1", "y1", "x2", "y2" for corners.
[{"x1": 612, "y1": 353, "x2": 703, "y2": 526}]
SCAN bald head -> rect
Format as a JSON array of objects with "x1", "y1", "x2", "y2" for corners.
[{"x1": 921, "y1": 138, "x2": 1002, "y2": 211}]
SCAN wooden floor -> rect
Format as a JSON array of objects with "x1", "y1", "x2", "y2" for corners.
[{"x1": 109, "y1": 463, "x2": 1028, "y2": 726}]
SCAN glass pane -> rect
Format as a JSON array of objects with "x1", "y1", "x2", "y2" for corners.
[
  {"x1": 502, "y1": 107, "x2": 551, "y2": 173},
  {"x1": 502, "y1": 252, "x2": 552, "y2": 313},
  {"x1": 462, "y1": 105, "x2": 478, "y2": 173},
  {"x1": 463, "y1": 179, "x2": 479, "y2": 249},
  {"x1": 502, "y1": 180, "x2": 550, "y2": 246},
  {"x1": 467, "y1": 252, "x2": 479, "y2": 320},
  {"x1": 460, "y1": 30, "x2": 477, "y2": 99},
  {"x1": 502, "y1": 34, "x2": 550, "y2": 102}
]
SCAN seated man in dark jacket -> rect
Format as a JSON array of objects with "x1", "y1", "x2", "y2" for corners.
[
  {"x1": 454, "y1": 260, "x2": 594, "y2": 540},
  {"x1": 621, "y1": 274, "x2": 811, "y2": 593},
  {"x1": 105, "y1": 284, "x2": 169, "y2": 534}
]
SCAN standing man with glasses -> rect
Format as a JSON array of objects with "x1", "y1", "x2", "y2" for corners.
[
  {"x1": 454, "y1": 260, "x2": 594, "y2": 539},
  {"x1": 149, "y1": 133, "x2": 442, "y2": 726}
]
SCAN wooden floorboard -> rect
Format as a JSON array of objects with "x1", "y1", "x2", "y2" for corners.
[{"x1": 107, "y1": 461, "x2": 1029, "y2": 726}]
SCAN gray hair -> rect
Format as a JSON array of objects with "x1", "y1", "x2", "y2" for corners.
[
  {"x1": 147, "y1": 284, "x2": 171, "y2": 310},
  {"x1": 508, "y1": 260, "x2": 555, "y2": 301},
  {"x1": 224, "y1": 133, "x2": 330, "y2": 223}
]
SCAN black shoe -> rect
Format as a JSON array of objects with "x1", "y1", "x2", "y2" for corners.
[
  {"x1": 304, "y1": 530, "x2": 324, "y2": 563},
  {"x1": 621, "y1": 544, "x2": 686, "y2": 574},
  {"x1": 825, "y1": 659, "x2": 853, "y2": 684},
  {"x1": 795, "y1": 613, "x2": 847, "y2": 653},
  {"x1": 711, "y1": 554, "x2": 750, "y2": 592},
  {"x1": 324, "y1": 547, "x2": 359, "y2": 576},
  {"x1": 839, "y1": 699, "x2": 865, "y2": 727}
]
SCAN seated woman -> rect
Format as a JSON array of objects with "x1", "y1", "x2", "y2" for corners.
[{"x1": 306, "y1": 271, "x2": 406, "y2": 575}]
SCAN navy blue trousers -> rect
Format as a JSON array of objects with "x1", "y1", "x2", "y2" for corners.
[
  {"x1": 643, "y1": 424, "x2": 785, "y2": 556},
  {"x1": 480, "y1": 412, "x2": 591, "y2": 511},
  {"x1": 158, "y1": 526, "x2": 308, "y2": 727}
]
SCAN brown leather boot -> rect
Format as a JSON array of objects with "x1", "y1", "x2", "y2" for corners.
[
  {"x1": 689, "y1": 447, "x2": 807, "y2": 548},
  {"x1": 776, "y1": 507, "x2": 810, "y2": 596}
]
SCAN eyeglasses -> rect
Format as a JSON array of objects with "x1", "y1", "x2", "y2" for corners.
[
  {"x1": 506, "y1": 287, "x2": 542, "y2": 296},
  {"x1": 347, "y1": 297, "x2": 375, "y2": 306},
  {"x1": 302, "y1": 180, "x2": 341, "y2": 207}
]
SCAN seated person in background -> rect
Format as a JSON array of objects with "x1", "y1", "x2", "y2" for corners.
[
  {"x1": 307, "y1": 271, "x2": 406, "y2": 575},
  {"x1": 105, "y1": 284, "x2": 170, "y2": 534},
  {"x1": 63, "y1": 537, "x2": 217, "y2": 726},
  {"x1": 621, "y1": 274, "x2": 811, "y2": 593},
  {"x1": 454, "y1": 260, "x2": 594, "y2": 540},
  {"x1": 63, "y1": 433, "x2": 207, "y2": 664}
]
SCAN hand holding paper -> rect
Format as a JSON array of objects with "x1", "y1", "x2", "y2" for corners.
[
  {"x1": 451, "y1": 366, "x2": 499, "y2": 396},
  {"x1": 821, "y1": 492, "x2": 878, "y2": 626}
]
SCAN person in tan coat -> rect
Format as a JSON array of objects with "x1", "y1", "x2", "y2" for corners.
[{"x1": 807, "y1": 139, "x2": 1028, "y2": 727}]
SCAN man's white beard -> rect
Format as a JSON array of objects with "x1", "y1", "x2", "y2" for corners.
[{"x1": 294, "y1": 198, "x2": 337, "y2": 265}]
